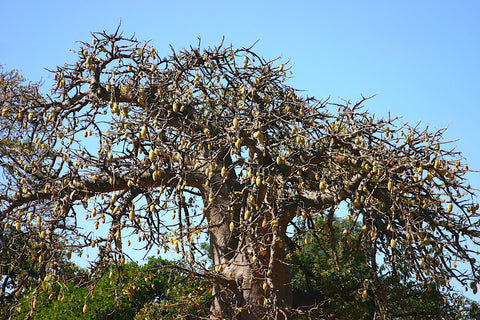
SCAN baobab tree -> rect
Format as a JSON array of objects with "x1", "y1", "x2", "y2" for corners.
[{"x1": 1, "y1": 29, "x2": 479, "y2": 319}]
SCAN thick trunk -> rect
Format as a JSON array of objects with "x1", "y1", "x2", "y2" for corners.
[
  {"x1": 210, "y1": 245, "x2": 292, "y2": 319},
  {"x1": 208, "y1": 205, "x2": 292, "y2": 319}
]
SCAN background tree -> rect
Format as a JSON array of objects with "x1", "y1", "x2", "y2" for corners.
[
  {"x1": 289, "y1": 216, "x2": 480, "y2": 319},
  {"x1": 11, "y1": 257, "x2": 210, "y2": 320},
  {"x1": 0, "y1": 28, "x2": 479, "y2": 319}
]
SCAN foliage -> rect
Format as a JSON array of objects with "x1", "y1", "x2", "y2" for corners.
[
  {"x1": 290, "y1": 216, "x2": 480, "y2": 319},
  {"x1": 0, "y1": 28, "x2": 479, "y2": 319},
  {"x1": 8, "y1": 257, "x2": 210, "y2": 320},
  {"x1": 289, "y1": 216, "x2": 373, "y2": 318}
]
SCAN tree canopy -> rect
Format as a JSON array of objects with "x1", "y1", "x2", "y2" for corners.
[{"x1": 1, "y1": 28, "x2": 479, "y2": 319}]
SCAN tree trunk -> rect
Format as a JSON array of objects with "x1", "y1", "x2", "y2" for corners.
[{"x1": 207, "y1": 203, "x2": 292, "y2": 319}]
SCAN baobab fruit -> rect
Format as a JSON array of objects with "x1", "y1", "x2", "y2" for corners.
[{"x1": 390, "y1": 239, "x2": 397, "y2": 248}]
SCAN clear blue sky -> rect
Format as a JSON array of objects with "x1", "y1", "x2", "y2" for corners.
[
  {"x1": 1, "y1": 1, "x2": 479, "y2": 165},
  {"x1": 2, "y1": 0, "x2": 480, "y2": 300}
]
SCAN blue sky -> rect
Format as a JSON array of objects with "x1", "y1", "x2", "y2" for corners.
[
  {"x1": 2, "y1": 0, "x2": 480, "y2": 300},
  {"x1": 2, "y1": 1, "x2": 479, "y2": 165}
]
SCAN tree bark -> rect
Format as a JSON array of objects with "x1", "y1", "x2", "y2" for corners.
[{"x1": 208, "y1": 201, "x2": 292, "y2": 320}]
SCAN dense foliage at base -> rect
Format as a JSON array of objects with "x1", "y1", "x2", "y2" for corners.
[{"x1": 2, "y1": 219, "x2": 479, "y2": 319}]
